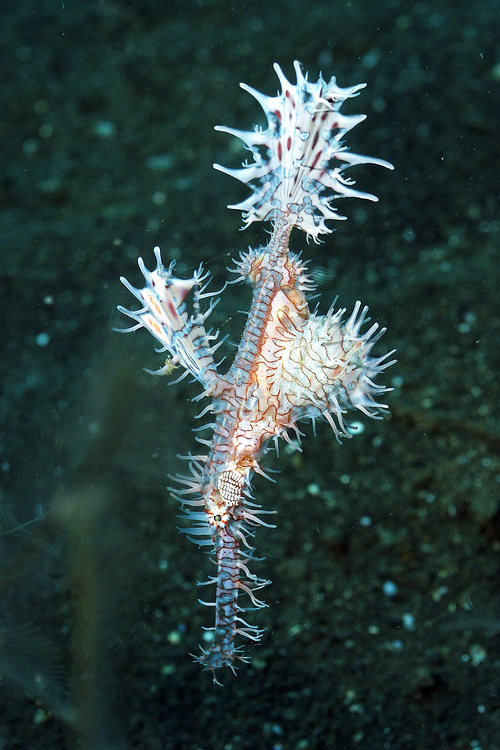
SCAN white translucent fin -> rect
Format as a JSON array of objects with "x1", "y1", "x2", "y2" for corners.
[
  {"x1": 214, "y1": 60, "x2": 393, "y2": 241},
  {"x1": 118, "y1": 246, "x2": 219, "y2": 387}
]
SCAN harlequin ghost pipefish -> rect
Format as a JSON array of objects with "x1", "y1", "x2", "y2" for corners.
[{"x1": 118, "y1": 61, "x2": 395, "y2": 681}]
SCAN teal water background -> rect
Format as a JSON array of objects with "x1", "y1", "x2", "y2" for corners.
[{"x1": 0, "y1": 1, "x2": 498, "y2": 748}]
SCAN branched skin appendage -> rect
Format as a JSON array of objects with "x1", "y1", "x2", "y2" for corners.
[{"x1": 118, "y1": 61, "x2": 395, "y2": 681}]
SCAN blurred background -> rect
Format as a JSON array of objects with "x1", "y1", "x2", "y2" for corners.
[{"x1": 0, "y1": 1, "x2": 498, "y2": 748}]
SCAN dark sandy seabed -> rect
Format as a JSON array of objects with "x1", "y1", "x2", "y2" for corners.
[{"x1": 0, "y1": 1, "x2": 498, "y2": 749}]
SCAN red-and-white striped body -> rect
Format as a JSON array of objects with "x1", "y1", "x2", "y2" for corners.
[{"x1": 118, "y1": 62, "x2": 394, "y2": 680}]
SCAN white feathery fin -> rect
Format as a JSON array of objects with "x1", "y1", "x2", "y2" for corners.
[
  {"x1": 214, "y1": 59, "x2": 393, "y2": 241},
  {"x1": 117, "y1": 246, "x2": 219, "y2": 387}
]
